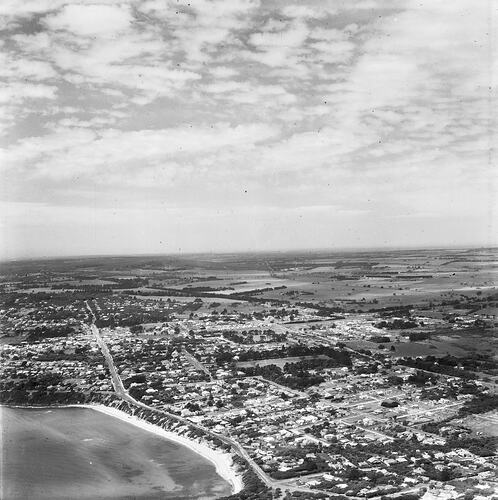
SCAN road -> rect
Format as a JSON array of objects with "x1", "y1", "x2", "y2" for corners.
[
  {"x1": 395, "y1": 400, "x2": 464, "y2": 420},
  {"x1": 85, "y1": 301, "x2": 344, "y2": 497},
  {"x1": 182, "y1": 347, "x2": 214, "y2": 382}
]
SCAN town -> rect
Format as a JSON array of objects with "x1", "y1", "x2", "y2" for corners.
[{"x1": 1, "y1": 249, "x2": 497, "y2": 499}]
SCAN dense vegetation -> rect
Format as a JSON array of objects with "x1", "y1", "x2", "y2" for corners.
[
  {"x1": 398, "y1": 356, "x2": 482, "y2": 379},
  {"x1": 458, "y1": 393, "x2": 498, "y2": 416},
  {"x1": 369, "y1": 335, "x2": 391, "y2": 343},
  {"x1": 240, "y1": 363, "x2": 326, "y2": 390},
  {"x1": 27, "y1": 324, "x2": 77, "y2": 340},
  {"x1": 222, "y1": 329, "x2": 287, "y2": 344},
  {"x1": 217, "y1": 344, "x2": 352, "y2": 366},
  {"x1": 375, "y1": 319, "x2": 418, "y2": 330},
  {"x1": 408, "y1": 331, "x2": 430, "y2": 341}
]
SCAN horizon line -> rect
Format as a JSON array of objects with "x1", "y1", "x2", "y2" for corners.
[{"x1": 2, "y1": 243, "x2": 497, "y2": 264}]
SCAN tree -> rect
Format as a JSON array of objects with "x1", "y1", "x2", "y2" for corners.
[{"x1": 347, "y1": 467, "x2": 361, "y2": 481}]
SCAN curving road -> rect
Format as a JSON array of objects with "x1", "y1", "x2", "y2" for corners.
[
  {"x1": 85, "y1": 302, "x2": 273, "y2": 488},
  {"x1": 85, "y1": 300, "x2": 354, "y2": 498}
]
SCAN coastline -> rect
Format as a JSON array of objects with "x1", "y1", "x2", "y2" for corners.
[{"x1": 1, "y1": 403, "x2": 244, "y2": 495}]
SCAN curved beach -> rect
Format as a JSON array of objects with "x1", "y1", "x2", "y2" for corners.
[
  {"x1": 88, "y1": 404, "x2": 244, "y2": 494},
  {"x1": 1, "y1": 405, "x2": 242, "y2": 499}
]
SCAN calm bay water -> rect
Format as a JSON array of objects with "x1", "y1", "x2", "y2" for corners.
[{"x1": 0, "y1": 406, "x2": 232, "y2": 500}]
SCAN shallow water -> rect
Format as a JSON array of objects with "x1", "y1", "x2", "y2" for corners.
[{"x1": 0, "y1": 406, "x2": 232, "y2": 499}]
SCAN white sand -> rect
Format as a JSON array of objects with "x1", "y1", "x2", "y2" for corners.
[
  {"x1": 86, "y1": 404, "x2": 244, "y2": 494},
  {"x1": 2, "y1": 403, "x2": 244, "y2": 493}
]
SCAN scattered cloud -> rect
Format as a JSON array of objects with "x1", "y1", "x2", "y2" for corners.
[
  {"x1": 43, "y1": 4, "x2": 133, "y2": 36},
  {"x1": 0, "y1": 0, "x2": 497, "y2": 257}
]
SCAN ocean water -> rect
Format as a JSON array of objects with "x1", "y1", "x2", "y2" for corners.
[{"x1": 0, "y1": 406, "x2": 232, "y2": 500}]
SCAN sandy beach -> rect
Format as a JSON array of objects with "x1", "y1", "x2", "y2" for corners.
[
  {"x1": 2, "y1": 405, "x2": 242, "y2": 499},
  {"x1": 87, "y1": 404, "x2": 244, "y2": 494},
  {"x1": 3, "y1": 402, "x2": 244, "y2": 494}
]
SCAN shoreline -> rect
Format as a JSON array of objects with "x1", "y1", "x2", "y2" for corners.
[{"x1": 1, "y1": 403, "x2": 244, "y2": 495}]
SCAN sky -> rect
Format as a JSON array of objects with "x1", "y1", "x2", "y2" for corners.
[{"x1": 0, "y1": 0, "x2": 497, "y2": 259}]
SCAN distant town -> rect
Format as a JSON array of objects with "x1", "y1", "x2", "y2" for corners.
[{"x1": 1, "y1": 248, "x2": 497, "y2": 499}]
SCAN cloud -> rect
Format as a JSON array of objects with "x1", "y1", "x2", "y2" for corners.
[
  {"x1": 138, "y1": 0, "x2": 260, "y2": 62},
  {"x1": 247, "y1": 20, "x2": 309, "y2": 68},
  {"x1": 0, "y1": 52, "x2": 57, "y2": 80},
  {"x1": 249, "y1": 20, "x2": 308, "y2": 49},
  {"x1": 0, "y1": 0, "x2": 66, "y2": 18},
  {"x1": 43, "y1": 4, "x2": 133, "y2": 37},
  {"x1": 209, "y1": 66, "x2": 238, "y2": 78},
  {"x1": 1, "y1": 0, "x2": 497, "y2": 256},
  {"x1": 1, "y1": 122, "x2": 281, "y2": 182},
  {"x1": 281, "y1": 5, "x2": 328, "y2": 19},
  {"x1": 203, "y1": 80, "x2": 297, "y2": 105},
  {"x1": 52, "y1": 43, "x2": 201, "y2": 96},
  {"x1": 0, "y1": 82, "x2": 57, "y2": 103}
]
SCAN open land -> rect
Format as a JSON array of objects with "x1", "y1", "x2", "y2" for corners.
[{"x1": 1, "y1": 247, "x2": 497, "y2": 499}]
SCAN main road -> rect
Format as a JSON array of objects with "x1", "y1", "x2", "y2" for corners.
[{"x1": 84, "y1": 301, "x2": 345, "y2": 498}]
